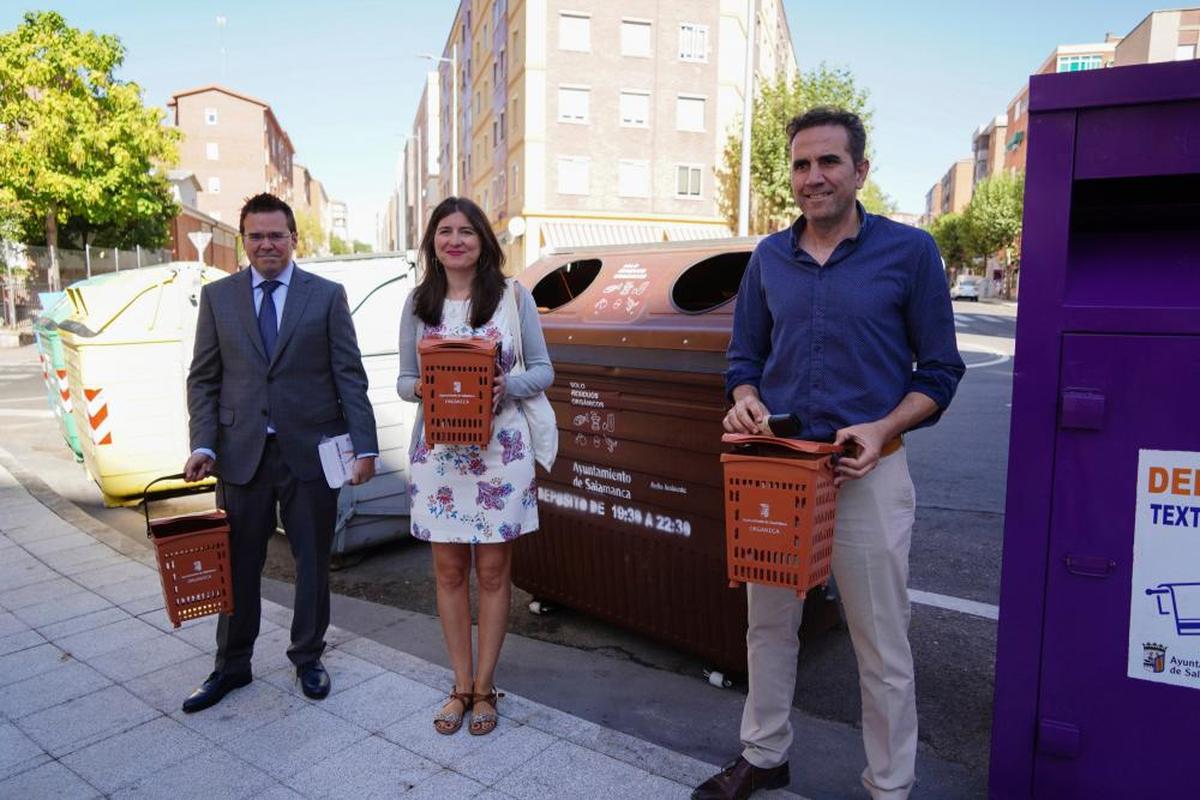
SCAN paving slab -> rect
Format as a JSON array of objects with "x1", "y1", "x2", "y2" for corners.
[
  {"x1": 0, "y1": 659, "x2": 113, "y2": 720},
  {"x1": 221, "y1": 704, "x2": 370, "y2": 781},
  {"x1": 56, "y1": 615, "x2": 163, "y2": 660},
  {"x1": 89, "y1": 630, "x2": 203, "y2": 682},
  {"x1": 12, "y1": 588, "x2": 114, "y2": 628},
  {"x1": 0, "y1": 641, "x2": 71, "y2": 687},
  {"x1": 36, "y1": 605, "x2": 130, "y2": 640},
  {"x1": 0, "y1": 721, "x2": 50, "y2": 780},
  {"x1": 0, "y1": 760, "x2": 100, "y2": 798},
  {"x1": 109, "y1": 746, "x2": 274, "y2": 800},
  {"x1": 15, "y1": 683, "x2": 160, "y2": 757},
  {"x1": 62, "y1": 715, "x2": 214, "y2": 795},
  {"x1": 282, "y1": 734, "x2": 441, "y2": 799},
  {"x1": 0, "y1": 627, "x2": 44, "y2": 656}
]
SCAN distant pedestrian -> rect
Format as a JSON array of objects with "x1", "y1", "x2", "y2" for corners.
[
  {"x1": 182, "y1": 193, "x2": 378, "y2": 712},
  {"x1": 396, "y1": 196, "x2": 554, "y2": 736},
  {"x1": 693, "y1": 108, "x2": 964, "y2": 800}
]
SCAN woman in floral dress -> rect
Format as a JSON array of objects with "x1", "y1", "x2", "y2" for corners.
[{"x1": 396, "y1": 197, "x2": 553, "y2": 736}]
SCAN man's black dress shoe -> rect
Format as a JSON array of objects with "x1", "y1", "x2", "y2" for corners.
[
  {"x1": 692, "y1": 756, "x2": 790, "y2": 800},
  {"x1": 297, "y1": 660, "x2": 331, "y2": 699},
  {"x1": 181, "y1": 670, "x2": 252, "y2": 713}
]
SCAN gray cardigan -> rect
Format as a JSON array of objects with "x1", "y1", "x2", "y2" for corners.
[{"x1": 396, "y1": 281, "x2": 554, "y2": 459}]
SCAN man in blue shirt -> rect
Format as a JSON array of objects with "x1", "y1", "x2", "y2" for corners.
[{"x1": 693, "y1": 109, "x2": 963, "y2": 800}]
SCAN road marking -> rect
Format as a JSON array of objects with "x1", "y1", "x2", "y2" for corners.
[
  {"x1": 962, "y1": 348, "x2": 1010, "y2": 369},
  {"x1": 910, "y1": 589, "x2": 999, "y2": 621},
  {"x1": 0, "y1": 409, "x2": 54, "y2": 419}
]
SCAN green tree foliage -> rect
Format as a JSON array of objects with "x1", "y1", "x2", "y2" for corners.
[
  {"x1": 294, "y1": 209, "x2": 326, "y2": 257},
  {"x1": 352, "y1": 240, "x2": 372, "y2": 254},
  {"x1": 0, "y1": 11, "x2": 181, "y2": 289},
  {"x1": 963, "y1": 171, "x2": 1024, "y2": 258},
  {"x1": 928, "y1": 212, "x2": 970, "y2": 272},
  {"x1": 717, "y1": 64, "x2": 894, "y2": 233},
  {"x1": 329, "y1": 234, "x2": 351, "y2": 255}
]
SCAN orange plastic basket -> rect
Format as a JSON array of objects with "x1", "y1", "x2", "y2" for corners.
[
  {"x1": 143, "y1": 475, "x2": 234, "y2": 628},
  {"x1": 419, "y1": 337, "x2": 498, "y2": 446},
  {"x1": 720, "y1": 434, "x2": 842, "y2": 598}
]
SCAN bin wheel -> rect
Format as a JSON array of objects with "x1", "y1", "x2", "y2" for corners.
[
  {"x1": 528, "y1": 600, "x2": 555, "y2": 615},
  {"x1": 704, "y1": 669, "x2": 732, "y2": 689}
]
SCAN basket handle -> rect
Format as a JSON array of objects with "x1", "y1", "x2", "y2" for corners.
[
  {"x1": 141, "y1": 473, "x2": 218, "y2": 538},
  {"x1": 721, "y1": 433, "x2": 844, "y2": 455}
]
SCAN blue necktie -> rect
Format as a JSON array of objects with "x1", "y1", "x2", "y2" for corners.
[{"x1": 258, "y1": 280, "x2": 280, "y2": 359}]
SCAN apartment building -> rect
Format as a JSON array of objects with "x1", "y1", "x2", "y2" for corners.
[
  {"x1": 167, "y1": 85, "x2": 295, "y2": 227},
  {"x1": 1003, "y1": 40, "x2": 1117, "y2": 172},
  {"x1": 406, "y1": 0, "x2": 798, "y2": 270},
  {"x1": 972, "y1": 115, "x2": 1008, "y2": 189},
  {"x1": 1115, "y1": 8, "x2": 1200, "y2": 64},
  {"x1": 407, "y1": 73, "x2": 441, "y2": 248}
]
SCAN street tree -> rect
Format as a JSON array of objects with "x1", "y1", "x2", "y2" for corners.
[
  {"x1": 928, "y1": 212, "x2": 971, "y2": 273},
  {"x1": 295, "y1": 209, "x2": 326, "y2": 257},
  {"x1": 716, "y1": 64, "x2": 895, "y2": 233},
  {"x1": 0, "y1": 11, "x2": 180, "y2": 289},
  {"x1": 963, "y1": 171, "x2": 1024, "y2": 262},
  {"x1": 329, "y1": 234, "x2": 351, "y2": 255},
  {"x1": 352, "y1": 240, "x2": 372, "y2": 254}
]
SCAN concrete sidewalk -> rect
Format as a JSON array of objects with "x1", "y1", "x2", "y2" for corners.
[{"x1": 0, "y1": 463, "x2": 802, "y2": 800}]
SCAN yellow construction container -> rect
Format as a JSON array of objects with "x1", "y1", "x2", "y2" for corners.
[{"x1": 57, "y1": 263, "x2": 228, "y2": 506}]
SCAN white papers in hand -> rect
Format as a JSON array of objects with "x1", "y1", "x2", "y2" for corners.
[{"x1": 318, "y1": 434, "x2": 355, "y2": 488}]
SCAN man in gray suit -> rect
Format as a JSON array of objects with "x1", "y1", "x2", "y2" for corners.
[{"x1": 181, "y1": 193, "x2": 378, "y2": 712}]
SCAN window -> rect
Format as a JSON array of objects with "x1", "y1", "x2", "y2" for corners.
[
  {"x1": 621, "y1": 20, "x2": 652, "y2": 57},
  {"x1": 493, "y1": 120, "x2": 499, "y2": 145},
  {"x1": 1056, "y1": 54, "x2": 1103, "y2": 72},
  {"x1": 512, "y1": 162, "x2": 519, "y2": 196},
  {"x1": 559, "y1": 13, "x2": 590, "y2": 51},
  {"x1": 557, "y1": 156, "x2": 589, "y2": 194},
  {"x1": 558, "y1": 86, "x2": 590, "y2": 123},
  {"x1": 676, "y1": 95, "x2": 705, "y2": 132},
  {"x1": 499, "y1": 110, "x2": 506, "y2": 140},
  {"x1": 619, "y1": 91, "x2": 650, "y2": 127},
  {"x1": 204, "y1": 107, "x2": 218, "y2": 125},
  {"x1": 207, "y1": 176, "x2": 221, "y2": 194},
  {"x1": 618, "y1": 160, "x2": 650, "y2": 197},
  {"x1": 676, "y1": 165, "x2": 702, "y2": 197},
  {"x1": 1176, "y1": 44, "x2": 1198, "y2": 61},
  {"x1": 205, "y1": 142, "x2": 219, "y2": 160},
  {"x1": 679, "y1": 23, "x2": 708, "y2": 62}
]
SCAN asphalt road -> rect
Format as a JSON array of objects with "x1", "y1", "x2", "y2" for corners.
[{"x1": 0, "y1": 300, "x2": 1015, "y2": 797}]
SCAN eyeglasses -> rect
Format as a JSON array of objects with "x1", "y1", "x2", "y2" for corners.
[{"x1": 244, "y1": 232, "x2": 294, "y2": 244}]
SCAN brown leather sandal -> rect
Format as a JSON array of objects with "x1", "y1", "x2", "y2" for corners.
[
  {"x1": 468, "y1": 687, "x2": 505, "y2": 736},
  {"x1": 434, "y1": 689, "x2": 472, "y2": 735}
]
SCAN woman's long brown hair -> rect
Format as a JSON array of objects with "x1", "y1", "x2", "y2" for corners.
[{"x1": 412, "y1": 196, "x2": 506, "y2": 329}]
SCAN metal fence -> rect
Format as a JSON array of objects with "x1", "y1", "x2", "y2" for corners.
[{"x1": 1, "y1": 241, "x2": 172, "y2": 328}]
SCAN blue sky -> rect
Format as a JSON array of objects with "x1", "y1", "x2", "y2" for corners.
[{"x1": 5, "y1": 2, "x2": 1158, "y2": 237}]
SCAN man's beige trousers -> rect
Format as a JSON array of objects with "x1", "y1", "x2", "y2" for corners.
[{"x1": 740, "y1": 448, "x2": 918, "y2": 800}]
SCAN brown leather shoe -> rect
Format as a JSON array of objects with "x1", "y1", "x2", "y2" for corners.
[{"x1": 692, "y1": 756, "x2": 790, "y2": 800}]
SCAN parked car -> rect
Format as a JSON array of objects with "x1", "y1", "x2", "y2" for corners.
[{"x1": 951, "y1": 275, "x2": 981, "y2": 301}]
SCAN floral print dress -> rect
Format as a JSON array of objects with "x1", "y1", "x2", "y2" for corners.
[{"x1": 409, "y1": 298, "x2": 538, "y2": 544}]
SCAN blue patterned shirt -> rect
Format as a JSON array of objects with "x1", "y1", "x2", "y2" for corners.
[{"x1": 725, "y1": 206, "x2": 965, "y2": 441}]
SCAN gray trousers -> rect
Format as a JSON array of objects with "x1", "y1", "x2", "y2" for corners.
[
  {"x1": 740, "y1": 448, "x2": 918, "y2": 800},
  {"x1": 214, "y1": 438, "x2": 338, "y2": 674}
]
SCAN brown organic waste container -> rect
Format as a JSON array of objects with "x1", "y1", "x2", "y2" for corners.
[{"x1": 514, "y1": 240, "x2": 840, "y2": 678}]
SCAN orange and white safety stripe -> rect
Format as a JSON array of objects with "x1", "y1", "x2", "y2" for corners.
[
  {"x1": 83, "y1": 387, "x2": 112, "y2": 445},
  {"x1": 56, "y1": 369, "x2": 73, "y2": 415}
]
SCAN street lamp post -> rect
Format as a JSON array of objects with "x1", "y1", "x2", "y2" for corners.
[{"x1": 418, "y1": 44, "x2": 459, "y2": 197}]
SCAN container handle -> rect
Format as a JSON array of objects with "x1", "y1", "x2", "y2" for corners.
[
  {"x1": 141, "y1": 473, "x2": 217, "y2": 538},
  {"x1": 721, "y1": 433, "x2": 843, "y2": 455}
]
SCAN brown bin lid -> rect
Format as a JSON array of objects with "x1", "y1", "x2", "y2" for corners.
[
  {"x1": 518, "y1": 238, "x2": 761, "y2": 354},
  {"x1": 418, "y1": 337, "x2": 498, "y2": 356}
]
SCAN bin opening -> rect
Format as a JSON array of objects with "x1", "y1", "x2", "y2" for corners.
[
  {"x1": 149, "y1": 512, "x2": 227, "y2": 539},
  {"x1": 531, "y1": 259, "x2": 602, "y2": 311},
  {"x1": 1071, "y1": 173, "x2": 1200, "y2": 232},
  {"x1": 671, "y1": 252, "x2": 751, "y2": 314}
]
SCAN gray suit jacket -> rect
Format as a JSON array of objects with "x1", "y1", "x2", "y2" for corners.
[{"x1": 187, "y1": 265, "x2": 378, "y2": 485}]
